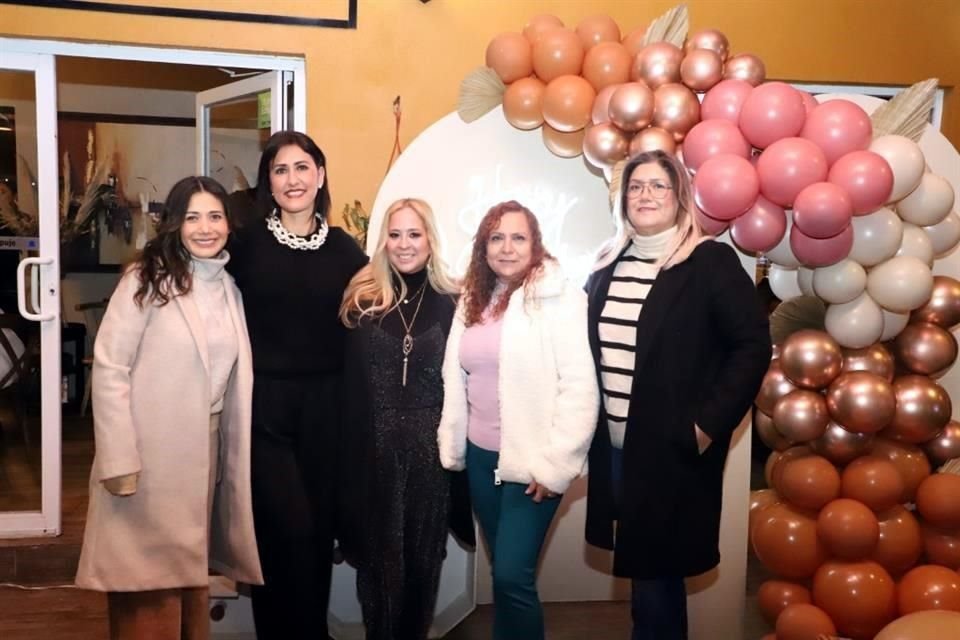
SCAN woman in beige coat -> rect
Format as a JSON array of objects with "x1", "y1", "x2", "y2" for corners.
[{"x1": 76, "y1": 176, "x2": 262, "y2": 640}]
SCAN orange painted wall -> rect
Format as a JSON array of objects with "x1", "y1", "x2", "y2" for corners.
[{"x1": 1, "y1": 0, "x2": 957, "y2": 223}]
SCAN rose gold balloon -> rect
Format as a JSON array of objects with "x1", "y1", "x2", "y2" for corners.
[
  {"x1": 582, "y1": 41, "x2": 631, "y2": 91},
  {"x1": 756, "y1": 409, "x2": 792, "y2": 451},
  {"x1": 916, "y1": 474, "x2": 960, "y2": 529},
  {"x1": 608, "y1": 82, "x2": 654, "y2": 132},
  {"x1": 542, "y1": 75, "x2": 595, "y2": 132},
  {"x1": 684, "y1": 28, "x2": 731, "y2": 61},
  {"x1": 629, "y1": 126, "x2": 677, "y2": 155},
  {"x1": 886, "y1": 375, "x2": 952, "y2": 444},
  {"x1": 652, "y1": 83, "x2": 701, "y2": 142},
  {"x1": 841, "y1": 456, "x2": 905, "y2": 511},
  {"x1": 541, "y1": 124, "x2": 585, "y2": 158},
  {"x1": 485, "y1": 32, "x2": 534, "y2": 84},
  {"x1": 921, "y1": 523, "x2": 960, "y2": 569},
  {"x1": 818, "y1": 498, "x2": 881, "y2": 559},
  {"x1": 631, "y1": 42, "x2": 683, "y2": 89},
  {"x1": 826, "y1": 371, "x2": 896, "y2": 434},
  {"x1": 621, "y1": 26, "x2": 647, "y2": 58},
  {"x1": 680, "y1": 49, "x2": 724, "y2": 92},
  {"x1": 532, "y1": 28, "x2": 585, "y2": 82},
  {"x1": 893, "y1": 322, "x2": 959, "y2": 377},
  {"x1": 723, "y1": 53, "x2": 767, "y2": 87},
  {"x1": 873, "y1": 505, "x2": 923, "y2": 576},
  {"x1": 911, "y1": 276, "x2": 960, "y2": 329},
  {"x1": 923, "y1": 420, "x2": 960, "y2": 466},
  {"x1": 756, "y1": 360, "x2": 798, "y2": 414},
  {"x1": 591, "y1": 84, "x2": 620, "y2": 125},
  {"x1": 582, "y1": 122, "x2": 629, "y2": 169},
  {"x1": 870, "y1": 437, "x2": 931, "y2": 503},
  {"x1": 752, "y1": 502, "x2": 829, "y2": 578},
  {"x1": 777, "y1": 453, "x2": 841, "y2": 510},
  {"x1": 843, "y1": 343, "x2": 896, "y2": 382},
  {"x1": 758, "y1": 579, "x2": 812, "y2": 626},
  {"x1": 813, "y1": 560, "x2": 897, "y2": 639},
  {"x1": 810, "y1": 421, "x2": 875, "y2": 465},
  {"x1": 780, "y1": 329, "x2": 844, "y2": 389},
  {"x1": 575, "y1": 15, "x2": 620, "y2": 50},
  {"x1": 502, "y1": 77, "x2": 546, "y2": 130},
  {"x1": 774, "y1": 389, "x2": 831, "y2": 443},
  {"x1": 522, "y1": 14, "x2": 564, "y2": 45}
]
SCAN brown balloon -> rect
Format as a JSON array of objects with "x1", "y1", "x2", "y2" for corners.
[
  {"x1": 757, "y1": 360, "x2": 798, "y2": 414},
  {"x1": 811, "y1": 421, "x2": 875, "y2": 466},
  {"x1": 631, "y1": 42, "x2": 683, "y2": 89},
  {"x1": 818, "y1": 498, "x2": 880, "y2": 559},
  {"x1": 777, "y1": 453, "x2": 841, "y2": 510},
  {"x1": 843, "y1": 343, "x2": 896, "y2": 382},
  {"x1": 582, "y1": 122, "x2": 629, "y2": 169},
  {"x1": 776, "y1": 603, "x2": 837, "y2": 640},
  {"x1": 841, "y1": 456, "x2": 905, "y2": 511},
  {"x1": 680, "y1": 48, "x2": 724, "y2": 92},
  {"x1": 813, "y1": 560, "x2": 897, "y2": 639},
  {"x1": 485, "y1": 32, "x2": 534, "y2": 84},
  {"x1": 621, "y1": 26, "x2": 647, "y2": 58},
  {"x1": 886, "y1": 375, "x2": 952, "y2": 444},
  {"x1": 756, "y1": 409, "x2": 792, "y2": 451},
  {"x1": 870, "y1": 437, "x2": 931, "y2": 502},
  {"x1": 590, "y1": 83, "x2": 620, "y2": 125},
  {"x1": 532, "y1": 28, "x2": 584, "y2": 82},
  {"x1": 684, "y1": 28, "x2": 731, "y2": 61},
  {"x1": 575, "y1": 14, "x2": 620, "y2": 50},
  {"x1": 652, "y1": 82, "x2": 701, "y2": 142},
  {"x1": 892, "y1": 322, "x2": 959, "y2": 377},
  {"x1": 522, "y1": 14, "x2": 564, "y2": 45},
  {"x1": 541, "y1": 124, "x2": 585, "y2": 158},
  {"x1": 916, "y1": 473, "x2": 960, "y2": 529},
  {"x1": 629, "y1": 126, "x2": 677, "y2": 156},
  {"x1": 608, "y1": 82, "x2": 654, "y2": 132},
  {"x1": 542, "y1": 75, "x2": 595, "y2": 132},
  {"x1": 911, "y1": 276, "x2": 960, "y2": 329},
  {"x1": 582, "y1": 41, "x2": 631, "y2": 91},
  {"x1": 757, "y1": 580, "x2": 812, "y2": 626},
  {"x1": 921, "y1": 523, "x2": 960, "y2": 569},
  {"x1": 769, "y1": 445, "x2": 813, "y2": 489},
  {"x1": 723, "y1": 53, "x2": 767, "y2": 87},
  {"x1": 923, "y1": 420, "x2": 960, "y2": 467},
  {"x1": 773, "y1": 389, "x2": 830, "y2": 443},
  {"x1": 752, "y1": 502, "x2": 829, "y2": 578},
  {"x1": 750, "y1": 488, "x2": 782, "y2": 537},
  {"x1": 826, "y1": 371, "x2": 896, "y2": 434},
  {"x1": 780, "y1": 329, "x2": 844, "y2": 390},
  {"x1": 873, "y1": 505, "x2": 923, "y2": 576},
  {"x1": 898, "y1": 564, "x2": 960, "y2": 614},
  {"x1": 502, "y1": 77, "x2": 546, "y2": 130}
]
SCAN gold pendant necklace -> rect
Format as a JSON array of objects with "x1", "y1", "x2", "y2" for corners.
[{"x1": 395, "y1": 282, "x2": 427, "y2": 386}]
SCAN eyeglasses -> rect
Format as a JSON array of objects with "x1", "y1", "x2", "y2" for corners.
[{"x1": 626, "y1": 181, "x2": 672, "y2": 200}]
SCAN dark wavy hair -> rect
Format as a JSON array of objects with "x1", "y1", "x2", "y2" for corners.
[
  {"x1": 255, "y1": 130, "x2": 331, "y2": 220},
  {"x1": 462, "y1": 200, "x2": 552, "y2": 327},
  {"x1": 132, "y1": 175, "x2": 231, "y2": 308}
]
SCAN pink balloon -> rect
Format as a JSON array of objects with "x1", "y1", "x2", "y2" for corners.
[
  {"x1": 739, "y1": 81, "x2": 807, "y2": 149},
  {"x1": 757, "y1": 137, "x2": 829, "y2": 208},
  {"x1": 693, "y1": 154, "x2": 760, "y2": 221},
  {"x1": 828, "y1": 150, "x2": 894, "y2": 215},
  {"x1": 700, "y1": 79, "x2": 754, "y2": 124},
  {"x1": 730, "y1": 195, "x2": 788, "y2": 253},
  {"x1": 790, "y1": 224, "x2": 854, "y2": 267},
  {"x1": 681, "y1": 118, "x2": 751, "y2": 171},
  {"x1": 798, "y1": 91, "x2": 819, "y2": 115},
  {"x1": 793, "y1": 182, "x2": 854, "y2": 239},
  {"x1": 695, "y1": 206, "x2": 729, "y2": 235},
  {"x1": 801, "y1": 100, "x2": 873, "y2": 166}
]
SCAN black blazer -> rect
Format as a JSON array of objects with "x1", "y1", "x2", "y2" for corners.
[{"x1": 584, "y1": 240, "x2": 771, "y2": 579}]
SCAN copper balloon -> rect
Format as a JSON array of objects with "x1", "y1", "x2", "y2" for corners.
[
  {"x1": 776, "y1": 603, "x2": 837, "y2": 640},
  {"x1": 886, "y1": 375, "x2": 952, "y2": 444},
  {"x1": 810, "y1": 421, "x2": 875, "y2": 466},
  {"x1": 629, "y1": 126, "x2": 677, "y2": 155},
  {"x1": 898, "y1": 564, "x2": 960, "y2": 614},
  {"x1": 870, "y1": 437, "x2": 931, "y2": 503},
  {"x1": 531, "y1": 28, "x2": 584, "y2": 82},
  {"x1": 679, "y1": 48, "x2": 724, "y2": 92},
  {"x1": 841, "y1": 456, "x2": 905, "y2": 512},
  {"x1": 777, "y1": 453, "x2": 841, "y2": 510},
  {"x1": 765, "y1": 450, "x2": 781, "y2": 487},
  {"x1": 684, "y1": 28, "x2": 731, "y2": 61},
  {"x1": 723, "y1": 53, "x2": 767, "y2": 87},
  {"x1": 780, "y1": 329, "x2": 844, "y2": 389},
  {"x1": 750, "y1": 488, "x2": 782, "y2": 537},
  {"x1": 485, "y1": 32, "x2": 534, "y2": 84},
  {"x1": 574, "y1": 14, "x2": 621, "y2": 50},
  {"x1": 541, "y1": 123, "x2": 585, "y2": 158},
  {"x1": 607, "y1": 82, "x2": 654, "y2": 132},
  {"x1": 916, "y1": 473, "x2": 960, "y2": 529},
  {"x1": 631, "y1": 42, "x2": 683, "y2": 89},
  {"x1": 581, "y1": 41, "x2": 631, "y2": 91},
  {"x1": 892, "y1": 322, "x2": 959, "y2": 377},
  {"x1": 843, "y1": 343, "x2": 896, "y2": 382},
  {"x1": 756, "y1": 409, "x2": 792, "y2": 451},
  {"x1": 812, "y1": 560, "x2": 897, "y2": 639},
  {"x1": 542, "y1": 74, "x2": 595, "y2": 133},
  {"x1": 911, "y1": 275, "x2": 960, "y2": 329},
  {"x1": 502, "y1": 77, "x2": 546, "y2": 130},
  {"x1": 752, "y1": 502, "x2": 829, "y2": 578},
  {"x1": 582, "y1": 122, "x2": 629, "y2": 169},
  {"x1": 757, "y1": 579, "x2": 812, "y2": 626},
  {"x1": 923, "y1": 420, "x2": 960, "y2": 466},
  {"x1": 873, "y1": 506, "x2": 923, "y2": 576},
  {"x1": 826, "y1": 371, "x2": 896, "y2": 434},
  {"x1": 818, "y1": 497, "x2": 881, "y2": 559},
  {"x1": 768, "y1": 445, "x2": 812, "y2": 488},
  {"x1": 921, "y1": 523, "x2": 960, "y2": 569},
  {"x1": 756, "y1": 359, "x2": 798, "y2": 414},
  {"x1": 522, "y1": 14, "x2": 564, "y2": 45},
  {"x1": 773, "y1": 389, "x2": 830, "y2": 443},
  {"x1": 652, "y1": 83, "x2": 701, "y2": 142}
]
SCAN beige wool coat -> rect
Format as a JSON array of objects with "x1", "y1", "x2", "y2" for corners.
[{"x1": 76, "y1": 268, "x2": 263, "y2": 592}]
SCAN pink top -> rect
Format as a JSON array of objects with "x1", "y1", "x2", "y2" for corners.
[{"x1": 460, "y1": 313, "x2": 504, "y2": 452}]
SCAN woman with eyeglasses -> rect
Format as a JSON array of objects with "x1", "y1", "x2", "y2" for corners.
[{"x1": 583, "y1": 151, "x2": 771, "y2": 640}]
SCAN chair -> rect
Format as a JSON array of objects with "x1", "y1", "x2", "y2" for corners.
[
  {"x1": 0, "y1": 314, "x2": 36, "y2": 450},
  {"x1": 75, "y1": 299, "x2": 108, "y2": 417}
]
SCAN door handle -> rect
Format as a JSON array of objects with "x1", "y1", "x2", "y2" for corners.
[{"x1": 17, "y1": 257, "x2": 56, "y2": 321}]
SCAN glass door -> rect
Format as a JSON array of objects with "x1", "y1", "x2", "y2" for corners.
[{"x1": 0, "y1": 52, "x2": 62, "y2": 537}]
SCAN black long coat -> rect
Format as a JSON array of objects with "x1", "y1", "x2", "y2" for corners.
[{"x1": 584, "y1": 240, "x2": 771, "y2": 579}]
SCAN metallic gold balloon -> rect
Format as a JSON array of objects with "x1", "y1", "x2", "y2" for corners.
[
  {"x1": 652, "y1": 82, "x2": 701, "y2": 142},
  {"x1": 923, "y1": 420, "x2": 960, "y2": 466},
  {"x1": 684, "y1": 28, "x2": 731, "y2": 61},
  {"x1": 780, "y1": 329, "x2": 844, "y2": 389},
  {"x1": 680, "y1": 48, "x2": 724, "y2": 92},
  {"x1": 885, "y1": 375, "x2": 952, "y2": 444},
  {"x1": 892, "y1": 322, "x2": 959, "y2": 377},
  {"x1": 910, "y1": 276, "x2": 960, "y2": 329},
  {"x1": 631, "y1": 42, "x2": 683, "y2": 89},
  {"x1": 757, "y1": 360, "x2": 799, "y2": 415},
  {"x1": 541, "y1": 123, "x2": 585, "y2": 158},
  {"x1": 723, "y1": 53, "x2": 766, "y2": 87},
  {"x1": 608, "y1": 82, "x2": 654, "y2": 132},
  {"x1": 826, "y1": 371, "x2": 896, "y2": 434},
  {"x1": 842, "y1": 344, "x2": 895, "y2": 382},
  {"x1": 810, "y1": 421, "x2": 875, "y2": 466},
  {"x1": 629, "y1": 126, "x2": 677, "y2": 156},
  {"x1": 582, "y1": 122, "x2": 629, "y2": 169},
  {"x1": 773, "y1": 389, "x2": 830, "y2": 443},
  {"x1": 756, "y1": 409, "x2": 792, "y2": 451}
]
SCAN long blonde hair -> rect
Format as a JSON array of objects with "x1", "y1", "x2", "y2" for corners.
[
  {"x1": 593, "y1": 150, "x2": 708, "y2": 272},
  {"x1": 340, "y1": 198, "x2": 458, "y2": 327}
]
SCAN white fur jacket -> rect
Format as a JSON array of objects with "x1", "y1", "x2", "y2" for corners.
[{"x1": 438, "y1": 260, "x2": 599, "y2": 494}]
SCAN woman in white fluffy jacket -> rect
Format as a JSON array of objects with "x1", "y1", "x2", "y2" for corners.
[{"x1": 438, "y1": 200, "x2": 598, "y2": 640}]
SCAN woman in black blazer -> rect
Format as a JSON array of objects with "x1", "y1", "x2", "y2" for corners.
[{"x1": 584, "y1": 150, "x2": 771, "y2": 640}]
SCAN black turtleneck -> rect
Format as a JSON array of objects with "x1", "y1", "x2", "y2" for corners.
[{"x1": 374, "y1": 268, "x2": 455, "y2": 340}]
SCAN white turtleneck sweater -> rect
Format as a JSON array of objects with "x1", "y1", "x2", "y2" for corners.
[
  {"x1": 191, "y1": 252, "x2": 238, "y2": 415},
  {"x1": 599, "y1": 226, "x2": 677, "y2": 449}
]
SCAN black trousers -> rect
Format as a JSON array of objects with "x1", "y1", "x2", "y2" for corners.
[{"x1": 249, "y1": 373, "x2": 341, "y2": 640}]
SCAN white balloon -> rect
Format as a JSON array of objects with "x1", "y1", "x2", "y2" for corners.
[
  {"x1": 869, "y1": 135, "x2": 925, "y2": 202},
  {"x1": 895, "y1": 223, "x2": 935, "y2": 267},
  {"x1": 849, "y1": 207, "x2": 903, "y2": 267},
  {"x1": 824, "y1": 292, "x2": 884, "y2": 348},
  {"x1": 896, "y1": 172, "x2": 955, "y2": 227},
  {"x1": 813, "y1": 259, "x2": 867, "y2": 304},
  {"x1": 768, "y1": 264, "x2": 803, "y2": 301},
  {"x1": 763, "y1": 211, "x2": 800, "y2": 268},
  {"x1": 879, "y1": 308, "x2": 910, "y2": 342},
  {"x1": 922, "y1": 210, "x2": 960, "y2": 257},
  {"x1": 866, "y1": 255, "x2": 934, "y2": 313},
  {"x1": 797, "y1": 267, "x2": 816, "y2": 296}
]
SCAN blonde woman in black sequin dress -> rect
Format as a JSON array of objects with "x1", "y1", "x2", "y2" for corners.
[{"x1": 339, "y1": 198, "x2": 475, "y2": 640}]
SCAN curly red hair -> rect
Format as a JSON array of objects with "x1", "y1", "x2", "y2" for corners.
[{"x1": 462, "y1": 200, "x2": 552, "y2": 327}]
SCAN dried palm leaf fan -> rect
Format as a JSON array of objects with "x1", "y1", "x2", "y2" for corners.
[
  {"x1": 642, "y1": 3, "x2": 690, "y2": 47},
  {"x1": 457, "y1": 66, "x2": 506, "y2": 123},
  {"x1": 870, "y1": 78, "x2": 939, "y2": 142},
  {"x1": 769, "y1": 295, "x2": 826, "y2": 346},
  {"x1": 607, "y1": 158, "x2": 627, "y2": 209}
]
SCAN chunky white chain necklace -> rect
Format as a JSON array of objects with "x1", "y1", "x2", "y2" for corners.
[{"x1": 266, "y1": 210, "x2": 328, "y2": 250}]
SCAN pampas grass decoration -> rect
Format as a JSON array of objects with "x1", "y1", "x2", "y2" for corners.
[
  {"x1": 458, "y1": 66, "x2": 506, "y2": 123},
  {"x1": 642, "y1": 3, "x2": 689, "y2": 48},
  {"x1": 870, "y1": 78, "x2": 939, "y2": 142},
  {"x1": 608, "y1": 158, "x2": 627, "y2": 209}
]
